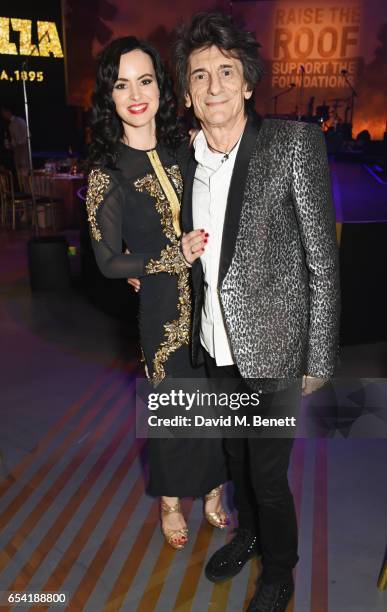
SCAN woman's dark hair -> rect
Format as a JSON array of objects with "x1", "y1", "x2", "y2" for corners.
[
  {"x1": 89, "y1": 36, "x2": 183, "y2": 167},
  {"x1": 173, "y1": 12, "x2": 264, "y2": 113}
]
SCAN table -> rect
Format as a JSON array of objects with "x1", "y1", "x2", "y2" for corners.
[{"x1": 34, "y1": 172, "x2": 87, "y2": 229}]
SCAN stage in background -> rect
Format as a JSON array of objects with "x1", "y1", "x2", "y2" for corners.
[{"x1": 63, "y1": 0, "x2": 387, "y2": 142}]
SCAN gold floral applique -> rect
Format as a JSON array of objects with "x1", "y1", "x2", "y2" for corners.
[
  {"x1": 146, "y1": 252, "x2": 191, "y2": 386},
  {"x1": 145, "y1": 243, "x2": 187, "y2": 276},
  {"x1": 86, "y1": 168, "x2": 111, "y2": 241},
  {"x1": 135, "y1": 171, "x2": 177, "y2": 243},
  {"x1": 166, "y1": 165, "x2": 183, "y2": 200},
  {"x1": 134, "y1": 165, "x2": 190, "y2": 386}
]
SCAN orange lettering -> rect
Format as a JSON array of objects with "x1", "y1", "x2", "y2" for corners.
[
  {"x1": 340, "y1": 26, "x2": 359, "y2": 56},
  {"x1": 274, "y1": 28, "x2": 292, "y2": 59},
  {"x1": 317, "y1": 27, "x2": 338, "y2": 58},
  {"x1": 294, "y1": 27, "x2": 313, "y2": 59}
]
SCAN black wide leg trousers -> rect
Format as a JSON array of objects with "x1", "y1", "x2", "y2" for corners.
[{"x1": 204, "y1": 351, "x2": 300, "y2": 584}]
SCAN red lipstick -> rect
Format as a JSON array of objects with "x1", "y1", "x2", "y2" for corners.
[{"x1": 128, "y1": 103, "x2": 148, "y2": 114}]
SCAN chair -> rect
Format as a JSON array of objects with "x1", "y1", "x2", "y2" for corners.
[
  {"x1": 0, "y1": 167, "x2": 34, "y2": 229},
  {"x1": 26, "y1": 172, "x2": 63, "y2": 232}
]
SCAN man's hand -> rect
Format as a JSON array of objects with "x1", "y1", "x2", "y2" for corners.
[
  {"x1": 125, "y1": 249, "x2": 140, "y2": 293},
  {"x1": 302, "y1": 375, "x2": 328, "y2": 396},
  {"x1": 181, "y1": 229, "x2": 207, "y2": 265}
]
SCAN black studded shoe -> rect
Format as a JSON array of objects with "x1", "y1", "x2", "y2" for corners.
[
  {"x1": 247, "y1": 576, "x2": 294, "y2": 612},
  {"x1": 205, "y1": 527, "x2": 259, "y2": 582}
]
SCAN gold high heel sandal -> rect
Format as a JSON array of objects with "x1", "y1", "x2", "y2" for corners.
[
  {"x1": 160, "y1": 499, "x2": 188, "y2": 550},
  {"x1": 204, "y1": 485, "x2": 230, "y2": 529}
]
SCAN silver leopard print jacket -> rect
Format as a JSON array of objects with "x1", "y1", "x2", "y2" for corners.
[
  {"x1": 181, "y1": 118, "x2": 341, "y2": 382},
  {"x1": 221, "y1": 119, "x2": 340, "y2": 379}
]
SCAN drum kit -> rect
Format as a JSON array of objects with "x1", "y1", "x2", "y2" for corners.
[
  {"x1": 315, "y1": 97, "x2": 353, "y2": 138},
  {"x1": 268, "y1": 95, "x2": 353, "y2": 139},
  {"x1": 271, "y1": 69, "x2": 357, "y2": 140},
  {"x1": 316, "y1": 97, "x2": 351, "y2": 132}
]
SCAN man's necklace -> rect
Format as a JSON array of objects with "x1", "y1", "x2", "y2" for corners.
[{"x1": 208, "y1": 137, "x2": 241, "y2": 163}]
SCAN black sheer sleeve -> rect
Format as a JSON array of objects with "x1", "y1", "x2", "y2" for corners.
[{"x1": 86, "y1": 168, "x2": 159, "y2": 279}]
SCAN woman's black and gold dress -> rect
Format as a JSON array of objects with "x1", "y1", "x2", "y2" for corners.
[{"x1": 86, "y1": 142, "x2": 226, "y2": 496}]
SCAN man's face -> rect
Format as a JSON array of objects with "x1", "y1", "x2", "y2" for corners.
[{"x1": 185, "y1": 45, "x2": 252, "y2": 129}]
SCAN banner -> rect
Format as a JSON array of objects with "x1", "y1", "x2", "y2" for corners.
[{"x1": 233, "y1": 0, "x2": 387, "y2": 139}]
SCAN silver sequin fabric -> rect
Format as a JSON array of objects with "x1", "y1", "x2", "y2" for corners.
[{"x1": 220, "y1": 119, "x2": 340, "y2": 380}]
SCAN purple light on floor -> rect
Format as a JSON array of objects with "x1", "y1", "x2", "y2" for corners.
[{"x1": 363, "y1": 164, "x2": 387, "y2": 186}]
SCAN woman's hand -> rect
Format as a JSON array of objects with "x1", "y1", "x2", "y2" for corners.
[
  {"x1": 127, "y1": 277, "x2": 140, "y2": 292},
  {"x1": 125, "y1": 248, "x2": 141, "y2": 292},
  {"x1": 181, "y1": 229, "x2": 208, "y2": 265}
]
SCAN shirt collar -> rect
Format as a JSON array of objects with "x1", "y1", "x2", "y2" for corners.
[
  {"x1": 193, "y1": 129, "x2": 241, "y2": 172},
  {"x1": 193, "y1": 130, "x2": 218, "y2": 169}
]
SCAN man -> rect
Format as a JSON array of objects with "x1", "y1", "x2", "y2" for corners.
[{"x1": 174, "y1": 12, "x2": 340, "y2": 612}]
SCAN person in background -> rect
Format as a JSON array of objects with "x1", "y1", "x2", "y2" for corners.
[{"x1": 1, "y1": 104, "x2": 30, "y2": 189}]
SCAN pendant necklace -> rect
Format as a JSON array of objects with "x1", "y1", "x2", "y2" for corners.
[{"x1": 208, "y1": 137, "x2": 241, "y2": 163}]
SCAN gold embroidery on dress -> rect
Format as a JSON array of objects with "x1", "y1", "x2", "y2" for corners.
[
  {"x1": 145, "y1": 244, "x2": 186, "y2": 275},
  {"x1": 86, "y1": 168, "x2": 111, "y2": 241},
  {"x1": 134, "y1": 165, "x2": 190, "y2": 386},
  {"x1": 166, "y1": 165, "x2": 183, "y2": 200},
  {"x1": 145, "y1": 247, "x2": 190, "y2": 386},
  {"x1": 134, "y1": 169, "x2": 177, "y2": 243}
]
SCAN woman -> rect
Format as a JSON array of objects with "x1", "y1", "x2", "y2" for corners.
[{"x1": 86, "y1": 37, "x2": 228, "y2": 549}]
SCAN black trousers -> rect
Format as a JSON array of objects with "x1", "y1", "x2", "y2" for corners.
[{"x1": 204, "y1": 350, "x2": 299, "y2": 584}]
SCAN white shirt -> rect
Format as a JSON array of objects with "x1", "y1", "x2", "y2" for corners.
[{"x1": 192, "y1": 130, "x2": 241, "y2": 366}]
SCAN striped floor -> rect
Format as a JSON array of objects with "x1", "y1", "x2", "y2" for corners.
[{"x1": 1, "y1": 230, "x2": 386, "y2": 611}]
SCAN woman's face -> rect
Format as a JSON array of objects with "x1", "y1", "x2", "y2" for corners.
[{"x1": 111, "y1": 49, "x2": 160, "y2": 130}]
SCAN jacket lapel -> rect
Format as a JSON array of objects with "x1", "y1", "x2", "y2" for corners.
[
  {"x1": 217, "y1": 117, "x2": 262, "y2": 288},
  {"x1": 179, "y1": 150, "x2": 204, "y2": 293}
]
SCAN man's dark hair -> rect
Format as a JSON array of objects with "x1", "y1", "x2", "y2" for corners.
[{"x1": 173, "y1": 11, "x2": 264, "y2": 112}]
